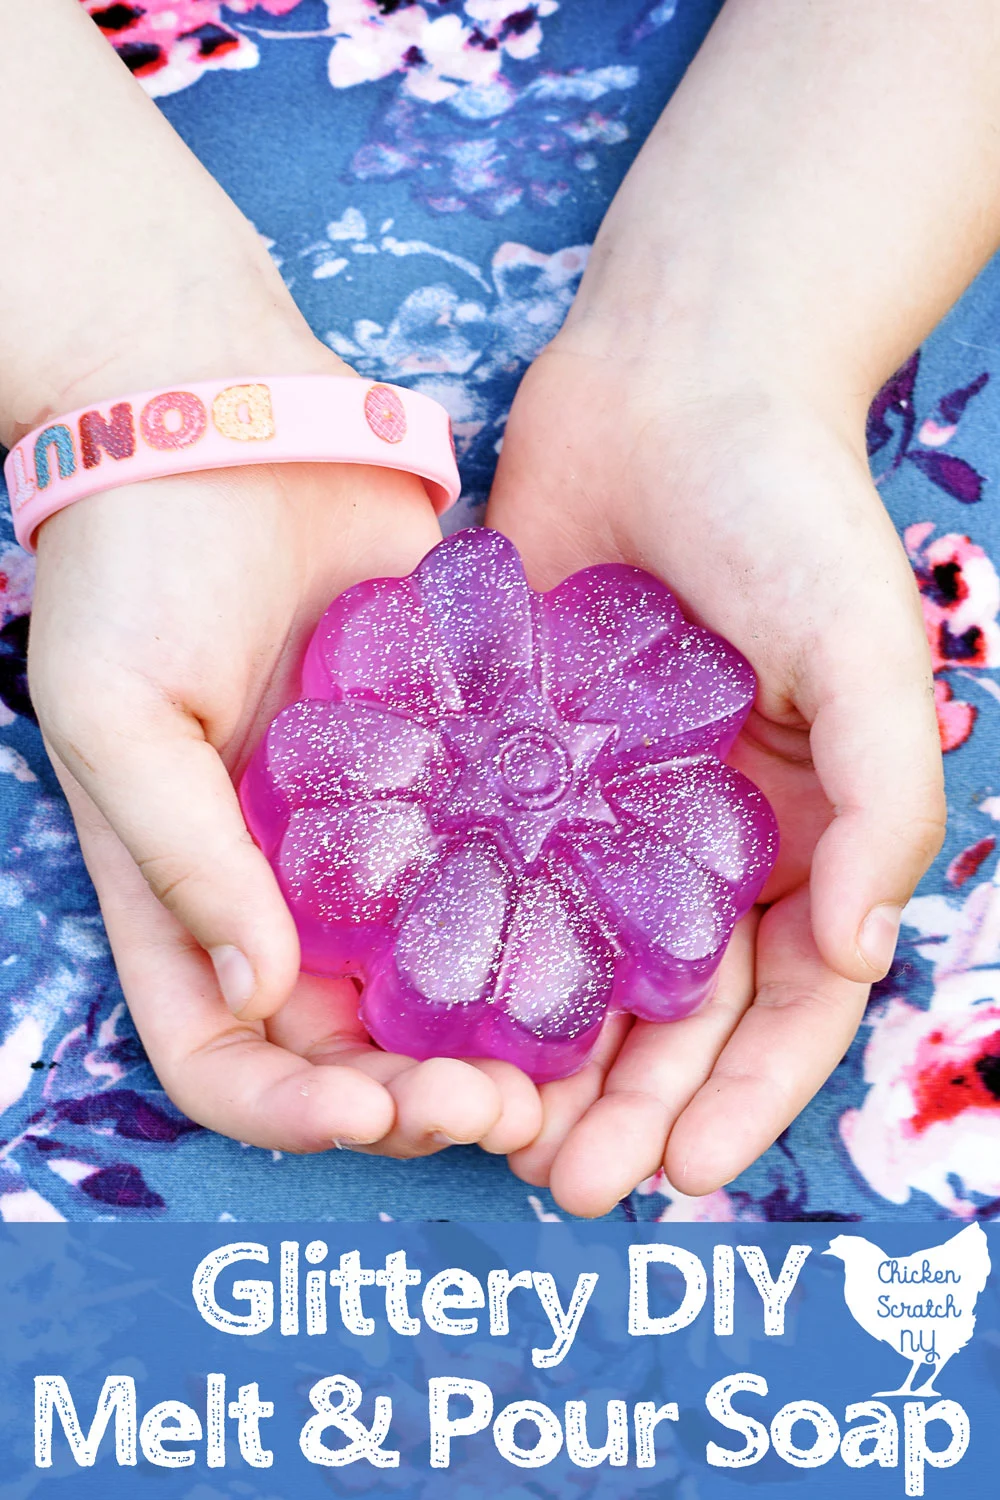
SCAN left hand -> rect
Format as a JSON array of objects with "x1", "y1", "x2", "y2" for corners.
[{"x1": 487, "y1": 330, "x2": 944, "y2": 1216}]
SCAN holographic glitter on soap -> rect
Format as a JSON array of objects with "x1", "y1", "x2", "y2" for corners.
[{"x1": 240, "y1": 529, "x2": 778, "y2": 1082}]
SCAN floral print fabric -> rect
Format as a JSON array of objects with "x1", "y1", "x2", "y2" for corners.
[{"x1": 1, "y1": 0, "x2": 1000, "y2": 1222}]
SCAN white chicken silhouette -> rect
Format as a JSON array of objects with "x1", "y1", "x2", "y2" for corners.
[{"x1": 824, "y1": 1223, "x2": 990, "y2": 1396}]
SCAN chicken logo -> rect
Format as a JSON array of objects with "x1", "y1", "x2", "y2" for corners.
[{"x1": 825, "y1": 1223, "x2": 990, "y2": 1397}]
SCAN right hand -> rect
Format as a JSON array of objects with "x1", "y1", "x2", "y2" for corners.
[
  {"x1": 487, "y1": 335, "x2": 944, "y2": 1214},
  {"x1": 27, "y1": 368, "x2": 541, "y2": 1160}
]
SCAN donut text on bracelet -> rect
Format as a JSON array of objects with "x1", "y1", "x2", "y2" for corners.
[{"x1": 3, "y1": 375, "x2": 460, "y2": 551}]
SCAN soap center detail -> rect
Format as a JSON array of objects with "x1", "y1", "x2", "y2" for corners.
[
  {"x1": 438, "y1": 685, "x2": 618, "y2": 864},
  {"x1": 496, "y1": 727, "x2": 571, "y2": 810}
]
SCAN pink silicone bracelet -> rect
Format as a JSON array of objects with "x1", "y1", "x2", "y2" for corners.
[{"x1": 3, "y1": 375, "x2": 460, "y2": 552}]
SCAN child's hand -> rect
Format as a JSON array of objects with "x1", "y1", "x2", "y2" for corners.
[
  {"x1": 487, "y1": 338, "x2": 944, "y2": 1214},
  {"x1": 28, "y1": 413, "x2": 541, "y2": 1160},
  {"x1": 483, "y1": 0, "x2": 1000, "y2": 1217},
  {"x1": 2, "y1": 4, "x2": 541, "y2": 1162}
]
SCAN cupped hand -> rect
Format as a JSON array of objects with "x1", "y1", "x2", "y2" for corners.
[
  {"x1": 487, "y1": 336, "x2": 945, "y2": 1215},
  {"x1": 28, "y1": 373, "x2": 541, "y2": 1160}
]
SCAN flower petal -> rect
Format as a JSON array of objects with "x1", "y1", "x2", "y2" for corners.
[
  {"x1": 392, "y1": 839, "x2": 511, "y2": 1009},
  {"x1": 274, "y1": 798, "x2": 437, "y2": 972},
  {"x1": 607, "y1": 760, "x2": 778, "y2": 901},
  {"x1": 540, "y1": 564, "x2": 682, "y2": 717},
  {"x1": 361, "y1": 838, "x2": 513, "y2": 1058},
  {"x1": 279, "y1": 800, "x2": 436, "y2": 935},
  {"x1": 413, "y1": 528, "x2": 535, "y2": 711},
  {"x1": 492, "y1": 870, "x2": 613, "y2": 1043},
  {"x1": 580, "y1": 625, "x2": 757, "y2": 764},
  {"x1": 302, "y1": 575, "x2": 463, "y2": 719},
  {"x1": 241, "y1": 700, "x2": 447, "y2": 855},
  {"x1": 566, "y1": 822, "x2": 740, "y2": 972}
]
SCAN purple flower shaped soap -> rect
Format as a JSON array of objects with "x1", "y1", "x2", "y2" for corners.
[{"x1": 240, "y1": 529, "x2": 778, "y2": 1082}]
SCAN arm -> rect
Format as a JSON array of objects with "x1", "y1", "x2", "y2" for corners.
[
  {"x1": 572, "y1": 1, "x2": 1000, "y2": 408},
  {"x1": 0, "y1": 0, "x2": 328, "y2": 436},
  {"x1": 2, "y1": 0, "x2": 540, "y2": 1158},
  {"x1": 489, "y1": 0, "x2": 1000, "y2": 1213}
]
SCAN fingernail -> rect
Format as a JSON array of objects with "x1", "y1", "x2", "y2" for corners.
[
  {"x1": 210, "y1": 945, "x2": 255, "y2": 1014},
  {"x1": 432, "y1": 1132, "x2": 461, "y2": 1147},
  {"x1": 858, "y1": 904, "x2": 902, "y2": 977},
  {"x1": 333, "y1": 1137, "x2": 367, "y2": 1151}
]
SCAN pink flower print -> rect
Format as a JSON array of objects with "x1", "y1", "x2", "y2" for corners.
[
  {"x1": 83, "y1": 0, "x2": 306, "y2": 95},
  {"x1": 842, "y1": 990, "x2": 1000, "y2": 1214},
  {"x1": 324, "y1": 0, "x2": 557, "y2": 102},
  {"x1": 935, "y1": 678, "x2": 976, "y2": 754},
  {"x1": 905, "y1": 523, "x2": 1000, "y2": 751},
  {"x1": 842, "y1": 871, "x2": 1000, "y2": 1213},
  {"x1": 906, "y1": 524, "x2": 1000, "y2": 674}
]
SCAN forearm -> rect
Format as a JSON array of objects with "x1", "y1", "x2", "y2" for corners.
[
  {"x1": 0, "y1": 0, "x2": 329, "y2": 446},
  {"x1": 568, "y1": 0, "x2": 1000, "y2": 421}
]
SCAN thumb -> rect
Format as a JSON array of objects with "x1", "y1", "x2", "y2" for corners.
[
  {"x1": 486, "y1": 371, "x2": 620, "y2": 587},
  {"x1": 807, "y1": 611, "x2": 946, "y2": 985},
  {"x1": 45, "y1": 692, "x2": 300, "y2": 1022}
]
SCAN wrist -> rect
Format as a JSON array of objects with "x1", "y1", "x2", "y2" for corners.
[
  {"x1": 0, "y1": 296, "x2": 347, "y2": 452},
  {"x1": 555, "y1": 237, "x2": 874, "y2": 462},
  {"x1": 517, "y1": 321, "x2": 881, "y2": 549}
]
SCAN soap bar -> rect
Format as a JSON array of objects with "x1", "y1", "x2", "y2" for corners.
[{"x1": 240, "y1": 528, "x2": 778, "y2": 1082}]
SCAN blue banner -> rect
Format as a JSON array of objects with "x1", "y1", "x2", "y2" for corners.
[{"x1": 1, "y1": 1221, "x2": 997, "y2": 1496}]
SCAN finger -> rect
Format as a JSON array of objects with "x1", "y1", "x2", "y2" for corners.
[
  {"x1": 265, "y1": 971, "x2": 371, "y2": 1057},
  {"x1": 807, "y1": 557, "x2": 946, "y2": 984},
  {"x1": 60, "y1": 766, "x2": 396, "y2": 1150},
  {"x1": 65, "y1": 748, "x2": 523, "y2": 1160},
  {"x1": 664, "y1": 885, "x2": 869, "y2": 1195},
  {"x1": 41, "y1": 691, "x2": 301, "y2": 1022},
  {"x1": 466, "y1": 1059, "x2": 544, "y2": 1155},
  {"x1": 506, "y1": 1011, "x2": 633, "y2": 1188},
  {"x1": 267, "y1": 977, "x2": 542, "y2": 1156},
  {"x1": 486, "y1": 355, "x2": 622, "y2": 587},
  {"x1": 268, "y1": 1000, "x2": 509, "y2": 1159},
  {"x1": 328, "y1": 1056, "x2": 506, "y2": 1160},
  {"x1": 67, "y1": 769, "x2": 503, "y2": 1158},
  {"x1": 545, "y1": 911, "x2": 758, "y2": 1218}
]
